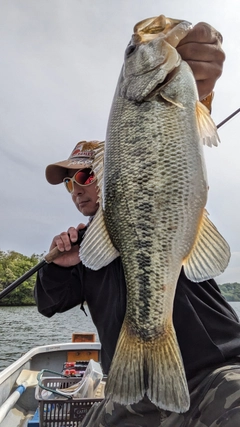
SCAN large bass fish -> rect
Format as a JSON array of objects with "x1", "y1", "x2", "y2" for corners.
[{"x1": 80, "y1": 15, "x2": 230, "y2": 413}]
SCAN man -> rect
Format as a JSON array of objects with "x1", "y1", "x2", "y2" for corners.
[{"x1": 35, "y1": 22, "x2": 240, "y2": 426}]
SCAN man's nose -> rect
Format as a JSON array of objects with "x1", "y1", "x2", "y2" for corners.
[{"x1": 72, "y1": 182, "x2": 84, "y2": 195}]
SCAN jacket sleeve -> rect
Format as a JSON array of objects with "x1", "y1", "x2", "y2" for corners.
[{"x1": 34, "y1": 262, "x2": 84, "y2": 318}]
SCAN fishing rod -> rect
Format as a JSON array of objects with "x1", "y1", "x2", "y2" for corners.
[
  {"x1": 1, "y1": 108, "x2": 239, "y2": 301},
  {"x1": 217, "y1": 107, "x2": 240, "y2": 129},
  {"x1": 0, "y1": 228, "x2": 87, "y2": 301}
]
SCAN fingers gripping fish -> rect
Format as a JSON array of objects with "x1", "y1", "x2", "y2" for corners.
[{"x1": 80, "y1": 15, "x2": 230, "y2": 413}]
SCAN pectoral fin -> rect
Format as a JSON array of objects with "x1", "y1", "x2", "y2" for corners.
[
  {"x1": 196, "y1": 101, "x2": 220, "y2": 147},
  {"x1": 160, "y1": 84, "x2": 185, "y2": 108},
  {"x1": 183, "y1": 209, "x2": 230, "y2": 282}
]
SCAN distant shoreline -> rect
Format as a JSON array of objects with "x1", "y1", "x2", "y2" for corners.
[{"x1": 218, "y1": 282, "x2": 240, "y2": 302}]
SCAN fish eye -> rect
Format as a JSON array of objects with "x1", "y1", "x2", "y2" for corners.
[{"x1": 125, "y1": 44, "x2": 136, "y2": 57}]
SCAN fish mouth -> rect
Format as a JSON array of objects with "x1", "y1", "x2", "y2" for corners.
[
  {"x1": 133, "y1": 15, "x2": 192, "y2": 47},
  {"x1": 133, "y1": 15, "x2": 185, "y2": 42}
]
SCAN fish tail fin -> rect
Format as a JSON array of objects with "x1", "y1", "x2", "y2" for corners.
[
  {"x1": 105, "y1": 322, "x2": 190, "y2": 413},
  {"x1": 183, "y1": 209, "x2": 231, "y2": 282},
  {"x1": 146, "y1": 327, "x2": 189, "y2": 412}
]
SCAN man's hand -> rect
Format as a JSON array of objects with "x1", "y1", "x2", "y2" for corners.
[
  {"x1": 49, "y1": 223, "x2": 86, "y2": 267},
  {"x1": 177, "y1": 22, "x2": 225, "y2": 100}
]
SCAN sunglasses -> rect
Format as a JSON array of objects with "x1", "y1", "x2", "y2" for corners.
[{"x1": 63, "y1": 168, "x2": 96, "y2": 193}]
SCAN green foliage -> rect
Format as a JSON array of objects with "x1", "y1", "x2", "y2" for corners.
[
  {"x1": 219, "y1": 282, "x2": 240, "y2": 301},
  {"x1": 0, "y1": 250, "x2": 43, "y2": 306}
]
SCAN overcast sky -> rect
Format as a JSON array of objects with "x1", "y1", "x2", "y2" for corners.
[{"x1": 0, "y1": 0, "x2": 240, "y2": 284}]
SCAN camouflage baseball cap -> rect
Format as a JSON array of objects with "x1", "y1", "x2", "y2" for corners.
[{"x1": 45, "y1": 140, "x2": 103, "y2": 185}]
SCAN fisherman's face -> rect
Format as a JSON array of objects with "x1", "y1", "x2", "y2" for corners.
[{"x1": 66, "y1": 169, "x2": 99, "y2": 217}]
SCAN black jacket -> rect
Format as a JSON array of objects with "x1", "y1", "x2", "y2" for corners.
[{"x1": 35, "y1": 258, "x2": 240, "y2": 378}]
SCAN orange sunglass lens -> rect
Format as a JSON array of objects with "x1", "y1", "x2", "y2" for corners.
[{"x1": 65, "y1": 179, "x2": 73, "y2": 193}]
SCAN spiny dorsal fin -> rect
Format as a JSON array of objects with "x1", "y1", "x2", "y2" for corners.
[
  {"x1": 80, "y1": 204, "x2": 119, "y2": 270},
  {"x1": 79, "y1": 141, "x2": 119, "y2": 270},
  {"x1": 183, "y1": 209, "x2": 230, "y2": 282}
]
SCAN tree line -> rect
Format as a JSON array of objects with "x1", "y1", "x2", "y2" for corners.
[
  {"x1": 219, "y1": 282, "x2": 240, "y2": 302},
  {"x1": 0, "y1": 250, "x2": 239, "y2": 305},
  {"x1": 0, "y1": 250, "x2": 43, "y2": 305}
]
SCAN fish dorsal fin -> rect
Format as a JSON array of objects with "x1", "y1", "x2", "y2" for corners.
[
  {"x1": 196, "y1": 101, "x2": 220, "y2": 147},
  {"x1": 79, "y1": 142, "x2": 119, "y2": 270},
  {"x1": 183, "y1": 209, "x2": 230, "y2": 282},
  {"x1": 80, "y1": 204, "x2": 119, "y2": 270}
]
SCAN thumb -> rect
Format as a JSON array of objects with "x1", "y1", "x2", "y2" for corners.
[{"x1": 76, "y1": 223, "x2": 87, "y2": 231}]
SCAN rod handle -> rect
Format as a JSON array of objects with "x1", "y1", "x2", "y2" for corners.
[{"x1": 44, "y1": 227, "x2": 87, "y2": 263}]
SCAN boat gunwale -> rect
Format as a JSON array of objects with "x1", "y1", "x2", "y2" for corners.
[{"x1": 0, "y1": 341, "x2": 101, "y2": 385}]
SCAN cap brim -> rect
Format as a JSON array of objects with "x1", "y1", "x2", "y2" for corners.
[{"x1": 45, "y1": 159, "x2": 93, "y2": 185}]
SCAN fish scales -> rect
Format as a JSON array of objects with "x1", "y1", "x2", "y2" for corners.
[
  {"x1": 80, "y1": 15, "x2": 230, "y2": 413},
  {"x1": 103, "y1": 62, "x2": 204, "y2": 411},
  {"x1": 104, "y1": 74, "x2": 207, "y2": 338}
]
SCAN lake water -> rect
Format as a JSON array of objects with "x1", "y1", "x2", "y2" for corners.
[
  {"x1": 0, "y1": 305, "x2": 98, "y2": 371},
  {"x1": 0, "y1": 302, "x2": 240, "y2": 372}
]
